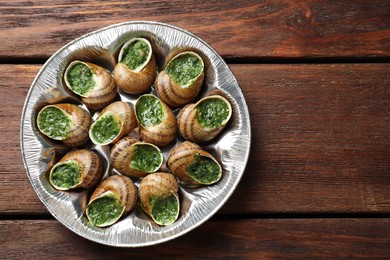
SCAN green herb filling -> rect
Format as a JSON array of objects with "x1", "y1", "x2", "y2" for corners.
[
  {"x1": 186, "y1": 155, "x2": 221, "y2": 184},
  {"x1": 130, "y1": 145, "x2": 162, "y2": 172},
  {"x1": 196, "y1": 98, "x2": 230, "y2": 129},
  {"x1": 136, "y1": 96, "x2": 164, "y2": 128},
  {"x1": 87, "y1": 195, "x2": 124, "y2": 226},
  {"x1": 91, "y1": 113, "x2": 121, "y2": 144},
  {"x1": 166, "y1": 53, "x2": 203, "y2": 85},
  {"x1": 120, "y1": 40, "x2": 150, "y2": 70},
  {"x1": 38, "y1": 106, "x2": 71, "y2": 140},
  {"x1": 67, "y1": 63, "x2": 96, "y2": 96},
  {"x1": 50, "y1": 161, "x2": 81, "y2": 189},
  {"x1": 150, "y1": 194, "x2": 178, "y2": 225}
]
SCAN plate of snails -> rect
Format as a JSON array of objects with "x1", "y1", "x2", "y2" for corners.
[{"x1": 21, "y1": 21, "x2": 251, "y2": 247}]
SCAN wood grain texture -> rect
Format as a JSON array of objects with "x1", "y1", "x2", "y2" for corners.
[
  {"x1": 0, "y1": 65, "x2": 46, "y2": 214},
  {"x1": 225, "y1": 63, "x2": 390, "y2": 214},
  {"x1": 0, "y1": 0, "x2": 389, "y2": 60},
  {"x1": 1, "y1": 64, "x2": 389, "y2": 214},
  {"x1": 1, "y1": 219, "x2": 389, "y2": 258}
]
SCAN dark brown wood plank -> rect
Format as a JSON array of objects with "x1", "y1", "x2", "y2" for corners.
[
  {"x1": 0, "y1": 65, "x2": 46, "y2": 214},
  {"x1": 225, "y1": 63, "x2": 390, "y2": 214},
  {"x1": 0, "y1": 0, "x2": 389, "y2": 60},
  {"x1": 1, "y1": 219, "x2": 389, "y2": 258},
  {"x1": 0, "y1": 64, "x2": 389, "y2": 215}
]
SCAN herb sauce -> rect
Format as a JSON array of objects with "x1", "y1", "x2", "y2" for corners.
[
  {"x1": 186, "y1": 155, "x2": 221, "y2": 184},
  {"x1": 136, "y1": 96, "x2": 164, "y2": 128},
  {"x1": 67, "y1": 63, "x2": 96, "y2": 96},
  {"x1": 38, "y1": 106, "x2": 71, "y2": 140},
  {"x1": 166, "y1": 53, "x2": 203, "y2": 86},
  {"x1": 87, "y1": 195, "x2": 124, "y2": 226},
  {"x1": 130, "y1": 145, "x2": 162, "y2": 172},
  {"x1": 150, "y1": 194, "x2": 178, "y2": 225},
  {"x1": 120, "y1": 40, "x2": 150, "y2": 70},
  {"x1": 50, "y1": 161, "x2": 81, "y2": 189},
  {"x1": 91, "y1": 113, "x2": 121, "y2": 144},
  {"x1": 196, "y1": 98, "x2": 230, "y2": 129}
]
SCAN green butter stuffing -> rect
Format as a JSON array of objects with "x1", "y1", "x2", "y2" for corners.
[
  {"x1": 91, "y1": 113, "x2": 121, "y2": 144},
  {"x1": 136, "y1": 96, "x2": 164, "y2": 128},
  {"x1": 50, "y1": 161, "x2": 81, "y2": 189},
  {"x1": 120, "y1": 40, "x2": 150, "y2": 70},
  {"x1": 166, "y1": 53, "x2": 203, "y2": 85},
  {"x1": 87, "y1": 195, "x2": 124, "y2": 226},
  {"x1": 150, "y1": 194, "x2": 178, "y2": 225},
  {"x1": 130, "y1": 145, "x2": 162, "y2": 172},
  {"x1": 38, "y1": 106, "x2": 71, "y2": 139},
  {"x1": 196, "y1": 98, "x2": 230, "y2": 129},
  {"x1": 186, "y1": 155, "x2": 221, "y2": 184},
  {"x1": 67, "y1": 63, "x2": 96, "y2": 96}
]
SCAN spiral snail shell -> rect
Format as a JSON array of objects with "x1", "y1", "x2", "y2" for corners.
[
  {"x1": 177, "y1": 95, "x2": 232, "y2": 143},
  {"x1": 64, "y1": 61, "x2": 117, "y2": 110},
  {"x1": 37, "y1": 103, "x2": 91, "y2": 147},
  {"x1": 138, "y1": 172, "x2": 180, "y2": 226},
  {"x1": 110, "y1": 137, "x2": 163, "y2": 178},
  {"x1": 167, "y1": 141, "x2": 222, "y2": 185},
  {"x1": 89, "y1": 101, "x2": 137, "y2": 145},
  {"x1": 155, "y1": 51, "x2": 204, "y2": 107},
  {"x1": 113, "y1": 38, "x2": 157, "y2": 94},
  {"x1": 135, "y1": 94, "x2": 177, "y2": 147},
  {"x1": 86, "y1": 175, "x2": 137, "y2": 227},
  {"x1": 49, "y1": 149, "x2": 103, "y2": 191}
]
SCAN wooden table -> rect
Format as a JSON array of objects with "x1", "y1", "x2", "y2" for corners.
[{"x1": 1, "y1": 1, "x2": 389, "y2": 258}]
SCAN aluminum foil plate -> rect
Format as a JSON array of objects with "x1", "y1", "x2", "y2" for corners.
[{"x1": 20, "y1": 21, "x2": 251, "y2": 247}]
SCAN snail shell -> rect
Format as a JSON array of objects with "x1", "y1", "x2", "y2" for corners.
[
  {"x1": 135, "y1": 94, "x2": 177, "y2": 147},
  {"x1": 138, "y1": 172, "x2": 180, "y2": 226},
  {"x1": 113, "y1": 38, "x2": 157, "y2": 94},
  {"x1": 177, "y1": 95, "x2": 232, "y2": 143},
  {"x1": 64, "y1": 61, "x2": 117, "y2": 110},
  {"x1": 89, "y1": 101, "x2": 137, "y2": 145},
  {"x1": 155, "y1": 51, "x2": 204, "y2": 107},
  {"x1": 167, "y1": 141, "x2": 222, "y2": 185},
  {"x1": 49, "y1": 149, "x2": 103, "y2": 191},
  {"x1": 86, "y1": 175, "x2": 137, "y2": 227},
  {"x1": 110, "y1": 137, "x2": 163, "y2": 177},
  {"x1": 37, "y1": 103, "x2": 91, "y2": 147}
]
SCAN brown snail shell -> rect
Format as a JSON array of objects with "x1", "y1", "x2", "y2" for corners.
[
  {"x1": 138, "y1": 172, "x2": 180, "y2": 226},
  {"x1": 64, "y1": 61, "x2": 117, "y2": 110},
  {"x1": 86, "y1": 175, "x2": 137, "y2": 227},
  {"x1": 37, "y1": 103, "x2": 91, "y2": 147},
  {"x1": 177, "y1": 95, "x2": 232, "y2": 143},
  {"x1": 135, "y1": 94, "x2": 177, "y2": 147},
  {"x1": 49, "y1": 149, "x2": 103, "y2": 191},
  {"x1": 89, "y1": 101, "x2": 137, "y2": 145},
  {"x1": 155, "y1": 51, "x2": 204, "y2": 107},
  {"x1": 110, "y1": 137, "x2": 163, "y2": 177},
  {"x1": 113, "y1": 38, "x2": 157, "y2": 94},
  {"x1": 167, "y1": 141, "x2": 222, "y2": 185}
]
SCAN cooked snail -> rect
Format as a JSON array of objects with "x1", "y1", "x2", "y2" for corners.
[
  {"x1": 113, "y1": 38, "x2": 157, "y2": 94},
  {"x1": 155, "y1": 51, "x2": 204, "y2": 107},
  {"x1": 89, "y1": 101, "x2": 137, "y2": 145},
  {"x1": 86, "y1": 175, "x2": 137, "y2": 227},
  {"x1": 37, "y1": 103, "x2": 91, "y2": 147},
  {"x1": 138, "y1": 172, "x2": 179, "y2": 226},
  {"x1": 135, "y1": 94, "x2": 177, "y2": 147},
  {"x1": 49, "y1": 149, "x2": 103, "y2": 191},
  {"x1": 177, "y1": 95, "x2": 232, "y2": 143},
  {"x1": 110, "y1": 137, "x2": 163, "y2": 178},
  {"x1": 167, "y1": 141, "x2": 222, "y2": 185},
  {"x1": 64, "y1": 60, "x2": 117, "y2": 109}
]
